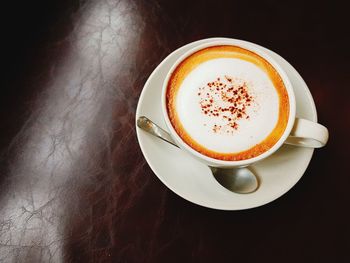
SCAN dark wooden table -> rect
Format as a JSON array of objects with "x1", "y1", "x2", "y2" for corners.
[{"x1": 1, "y1": 0, "x2": 349, "y2": 262}]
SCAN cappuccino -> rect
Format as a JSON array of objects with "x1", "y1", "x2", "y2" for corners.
[{"x1": 166, "y1": 45, "x2": 289, "y2": 161}]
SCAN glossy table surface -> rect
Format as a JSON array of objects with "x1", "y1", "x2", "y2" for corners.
[{"x1": 1, "y1": 0, "x2": 349, "y2": 262}]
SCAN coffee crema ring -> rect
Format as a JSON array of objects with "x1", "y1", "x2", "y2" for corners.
[{"x1": 166, "y1": 45, "x2": 289, "y2": 161}]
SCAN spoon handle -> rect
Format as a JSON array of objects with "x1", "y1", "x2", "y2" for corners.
[{"x1": 137, "y1": 116, "x2": 179, "y2": 148}]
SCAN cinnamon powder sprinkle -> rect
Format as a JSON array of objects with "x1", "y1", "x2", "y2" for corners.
[{"x1": 198, "y1": 76, "x2": 255, "y2": 134}]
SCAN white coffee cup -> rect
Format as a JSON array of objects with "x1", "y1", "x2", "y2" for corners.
[{"x1": 161, "y1": 39, "x2": 328, "y2": 168}]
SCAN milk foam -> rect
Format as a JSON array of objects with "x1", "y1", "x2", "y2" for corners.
[{"x1": 176, "y1": 58, "x2": 279, "y2": 153}]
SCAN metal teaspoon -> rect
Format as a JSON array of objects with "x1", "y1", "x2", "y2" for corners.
[{"x1": 137, "y1": 116, "x2": 259, "y2": 194}]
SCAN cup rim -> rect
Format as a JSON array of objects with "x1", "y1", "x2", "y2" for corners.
[{"x1": 161, "y1": 39, "x2": 296, "y2": 167}]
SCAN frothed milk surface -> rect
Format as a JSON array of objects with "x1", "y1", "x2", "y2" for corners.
[
  {"x1": 166, "y1": 45, "x2": 289, "y2": 161},
  {"x1": 176, "y1": 58, "x2": 279, "y2": 153}
]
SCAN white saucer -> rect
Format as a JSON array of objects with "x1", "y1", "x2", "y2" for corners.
[{"x1": 135, "y1": 38, "x2": 317, "y2": 210}]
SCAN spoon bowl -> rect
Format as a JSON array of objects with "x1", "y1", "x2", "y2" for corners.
[{"x1": 210, "y1": 167, "x2": 258, "y2": 194}]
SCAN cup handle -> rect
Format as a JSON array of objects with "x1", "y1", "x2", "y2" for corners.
[{"x1": 284, "y1": 118, "x2": 329, "y2": 148}]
